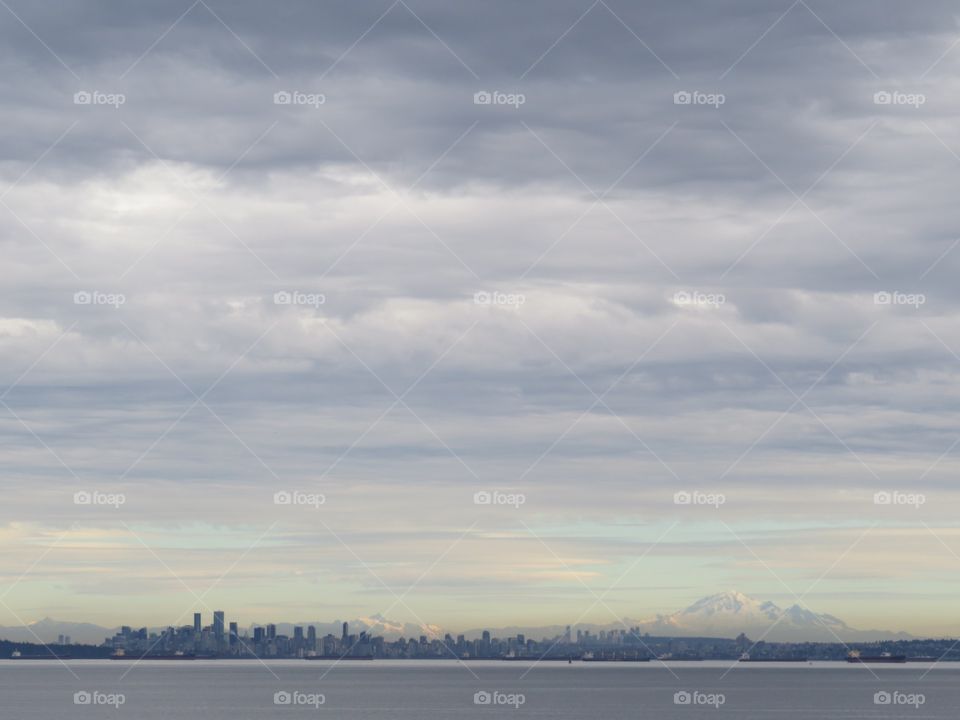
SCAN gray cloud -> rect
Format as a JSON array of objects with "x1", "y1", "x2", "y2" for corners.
[{"x1": 2, "y1": 0, "x2": 960, "y2": 630}]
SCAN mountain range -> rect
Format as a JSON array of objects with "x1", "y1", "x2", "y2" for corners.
[
  {"x1": 0, "y1": 592, "x2": 912, "y2": 644},
  {"x1": 623, "y1": 591, "x2": 912, "y2": 642}
]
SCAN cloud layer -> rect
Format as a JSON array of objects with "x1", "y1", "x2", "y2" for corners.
[{"x1": 2, "y1": 0, "x2": 960, "y2": 635}]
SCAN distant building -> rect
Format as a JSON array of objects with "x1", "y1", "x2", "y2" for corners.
[
  {"x1": 213, "y1": 611, "x2": 225, "y2": 640},
  {"x1": 194, "y1": 613, "x2": 202, "y2": 634}
]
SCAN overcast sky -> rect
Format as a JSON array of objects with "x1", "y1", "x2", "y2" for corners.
[{"x1": 2, "y1": 0, "x2": 960, "y2": 637}]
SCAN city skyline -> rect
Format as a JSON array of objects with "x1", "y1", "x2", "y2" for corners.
[
  {"x1": 0, "y1": 590, "x2": 921, "y2": 646},
  {"x1": 10, "y1": 603, "x2": 960, "y2": 666}
]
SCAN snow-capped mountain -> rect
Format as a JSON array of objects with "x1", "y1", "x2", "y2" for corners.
[
  {"x1": 633, "y1": 591, "x2": 910, "y2": 642},
  {"x1": 463, "y1": 591, "x2": 911, "y2": 642},
  {"x1": 274, "y1": 615, "x2": 443, "y2": 640}
]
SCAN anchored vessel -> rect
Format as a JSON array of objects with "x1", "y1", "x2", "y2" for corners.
[
  {"x1": 739, "y1": 652, "x2": 808, "y2": 662},
  {"x1": 109, "y1": 649, "x2": 197, "y2": 660},
  {"x1": 10, "y1": 650, "x2": 73, "y2": 660},
  {"x1": 846, "y1": 650, "x2": 906, "y2": 664}
]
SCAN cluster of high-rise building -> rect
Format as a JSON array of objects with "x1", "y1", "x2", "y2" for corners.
[
  {"x1": 55, "y1": 613, "x2": 960, "y2": 662},
  {"x1": 105, "y1": 614, "x2": 660, "y2": 660}
]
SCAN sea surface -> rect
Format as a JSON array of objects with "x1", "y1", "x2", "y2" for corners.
[{"x1": 2, "y1": 659, "x2": 958, "y2": 718}]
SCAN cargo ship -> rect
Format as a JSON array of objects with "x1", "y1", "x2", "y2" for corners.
[
  {"x1": 739, "y1": 653, "x2": 807, "y2": 662},
  {"x1": 847, "y1": 651, "x2": 906, "y2": 664},
  {"x1": 10, "y1": 650, "x2": 72, "y2": 660},
  {"x1": 109, "y1": 650, "x2": 196, "y2": 660}
]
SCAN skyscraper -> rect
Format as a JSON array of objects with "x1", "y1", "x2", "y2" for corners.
[
  {"x1": 342, "y1": 621, "x2": 348, "y2": 643},
  {"x1": 213, "y1": 611, "x2": 225, "y2": 640},
  {"x1": 229, "y1": 622, "x2": 238, "y2": 646},
  {"x1": 193, "y1": 612, "x2": 201, "y2": 634}
]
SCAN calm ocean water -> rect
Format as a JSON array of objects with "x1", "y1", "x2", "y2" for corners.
[{"x1": 3, "y1": 659, "x2": 958, "y2": 717}]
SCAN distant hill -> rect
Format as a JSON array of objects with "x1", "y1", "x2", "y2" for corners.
[
  {"x1": 465, "y1": 591, "x2": 913, "y2": 643},
  {"x1": 0, "y1": 618, "x2": 117, "y2": 645},
  {"x1": 0, "y1": 594, "x2": 913, "y2": 645}
]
